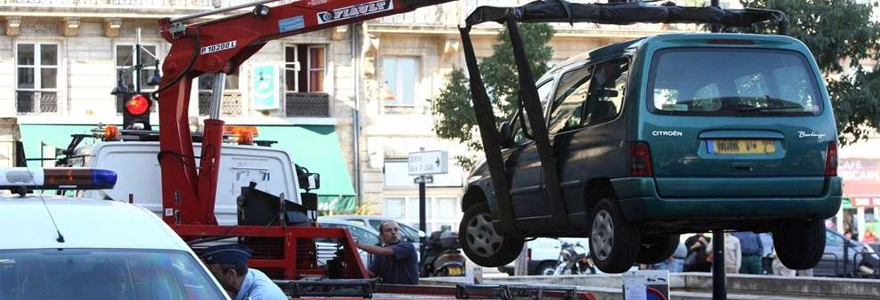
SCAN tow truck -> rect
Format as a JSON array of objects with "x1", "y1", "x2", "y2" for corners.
[{"x1": 46, "y1": 0, "x2": 800, "y2": 298}]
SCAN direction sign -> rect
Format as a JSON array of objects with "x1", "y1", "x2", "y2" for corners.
[{"x1": 408, "y1": 150, "x2": 448, "y2": 175}]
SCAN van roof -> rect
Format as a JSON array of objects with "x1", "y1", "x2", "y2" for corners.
[
  {"x1": 0, "y1": 197, "x2": 189, "y2": 251},
  {"x1": 549, "y1": 33, "x2": 803, "y2": 73}
]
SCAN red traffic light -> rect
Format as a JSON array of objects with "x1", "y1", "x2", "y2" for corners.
[{"x1": 126, "y1": 94, "x2": 150, "y2": 115}]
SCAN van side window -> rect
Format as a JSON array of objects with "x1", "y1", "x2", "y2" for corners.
[
  {"x1": 547, "y1": 66, "x2": 591, "y2": 133},
  {"x1": 585, "y1": 59, "x2": 627, "y2": 125},
  {"x1": 513, "y1": 80, "x2": 555, "y2": 144}
]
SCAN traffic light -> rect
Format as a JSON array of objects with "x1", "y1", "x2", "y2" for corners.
[{"x1": 123, "y1": 93, "x2": 153, "y2": 130}]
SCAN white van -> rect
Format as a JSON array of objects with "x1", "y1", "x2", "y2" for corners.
[
  {"x1": 0, "y1": 168, "x2": 229, "y2": 299},
  {"x1": 69, "y1": 141, "x2": 302, "y2": 225}
]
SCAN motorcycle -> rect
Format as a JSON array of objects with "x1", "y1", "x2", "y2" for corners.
[
  {"x1": 420, "y1": 230, "x2": 466, "y2": 277},
  {"x1": 552, "y1": 240, "x2": 595, "y2": 275}
]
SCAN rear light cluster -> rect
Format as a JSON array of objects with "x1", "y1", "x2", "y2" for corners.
[
  {"x1": 825, "y1": 142, "x2": 838, "y2": 176},
  {"x1": 628, "y1": 142, "x2": 653, "y2": 177}
]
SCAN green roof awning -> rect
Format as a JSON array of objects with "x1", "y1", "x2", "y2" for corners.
[
  {"x1": 255, "y1": 125, "x2": 356, "y2": 213},
  {"x1": 19, "y1": 124, "x2": 96, "y2": 167},
  {"x1": 18, "y1": 124, "x2": 356, "y2": 213}
]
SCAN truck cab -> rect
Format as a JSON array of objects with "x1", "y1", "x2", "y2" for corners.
[{"x1": 60, "y1": 130, "x2": 315, "y2": 225}]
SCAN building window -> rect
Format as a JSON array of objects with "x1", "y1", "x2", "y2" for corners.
[
  {"x1": 115, "y1": 45, "x2": 158, "y2": 113},
  {"x1": 197, "y1": 72, "x2": 241, "y2": 116},
  {"x1": 308, "y1": 46, "x2": 325, "y2": 92},
  {"x1": 384, "y1": 197, "x2": 405, "y2": 219},
  {"x1": 284, "y1": 44, "x2": 326, "y2": 93},
  {"x1": 383, "y1": 196, "x2": 461, "y2": 233},
  {"x1": 382, "y1": 57, "x2": 419, "y2": 106},
  {"x1": 16, "y1": 43, "x2": 58, "y2": 114}
]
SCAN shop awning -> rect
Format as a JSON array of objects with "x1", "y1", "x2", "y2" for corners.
[{"x1": 19, "y1": 124, "x2": 356, "y2": 213}]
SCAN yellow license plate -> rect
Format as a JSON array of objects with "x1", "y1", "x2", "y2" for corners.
[
  {"x1": 446, "y1": 266, "x2": 463, "y2": 276},
  {"x1": 711, "y1": 139, "x2": 775, "y2": 154}
]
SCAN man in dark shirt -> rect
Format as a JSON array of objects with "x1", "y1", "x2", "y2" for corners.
[
  {"x1": 356, "y1": 220, "x2": 419, "y2": 284},
  {"x1": 732, "y1": 231, "x2": 764, "y2": 274},
  {"x1": 684, "y1": 233, "x2": 712, "y2": 272}
]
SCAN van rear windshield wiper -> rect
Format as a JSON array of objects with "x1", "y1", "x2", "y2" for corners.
[{"x1": 737, "y1": 105, "x2": 805, "y2": 112}]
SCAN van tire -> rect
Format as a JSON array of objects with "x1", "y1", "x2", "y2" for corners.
[
  {"x1": 459, "y1": 203, "x2": 524, "y2": 267},
  {"x1": 637, "y1": 235, "x2": 680, "y2": 264},
  {"x1": 773, "y1": 219, "x2": 825, "y2": 270},
  {"x1": 588, "y1": 199, "x2": 640, "y2": 273}
]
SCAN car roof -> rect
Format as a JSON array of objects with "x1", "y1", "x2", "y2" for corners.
[
  {"x1": 327, "y1": 215, "x2": 419, "y2": 229},
  {"x1": 546, "y1": 33, "x2": 804, "y2": 77},
  {"x1": 317, "y1": 218, "x2": 380, "y2": 234},
  {"x1": 0, "y1": 196, "x2": 190, "y2": 251}
]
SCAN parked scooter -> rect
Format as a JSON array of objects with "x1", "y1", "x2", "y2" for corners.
[
  {"x1": 420, "y1": 230, "x2": 466, "y2": 277},
  {"x1": 553, "y1": 240, "x2": 595, "y2": 275}
]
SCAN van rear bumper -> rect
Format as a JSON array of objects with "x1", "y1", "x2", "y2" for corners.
[{"x1": 611, "y1": 176, "x2": 842, "y2": 221}]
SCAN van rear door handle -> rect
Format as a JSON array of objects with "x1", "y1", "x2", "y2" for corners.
[{"x1": 731, "y1": 163, "x2": 755, "y2": 172}]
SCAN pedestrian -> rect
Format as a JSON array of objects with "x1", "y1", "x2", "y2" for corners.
[
  {"x1": 706, "y1": 232, "x2": 741, "y2": 274},
  {"x1": 356, "y1": 220, "x2": 419, "y2": 284},
  {"x1": 684, "y1": 233, "x2": 712, "y2": 272},
  {"x1": 863, "y1": 230, "x2": 878, "y2": 244},
  {"x1": 200, "y1": 244, "x2": 288, "y2": 300},
  {"x1": 771, "y1": 248, "x2": 795, "y2": 277},
  {"x1": 733, "y1": 231, "x2": 764, "y2": 274},
  {"x1": 670, "y1": 241, "x2": 687, "y2": 273}
]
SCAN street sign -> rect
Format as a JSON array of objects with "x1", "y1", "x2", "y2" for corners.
[
  {"x1": 407, "y1": 150, "x2": 448, "y2": 175},
  {"x1": 413, "y1": 175, "x2": 433, "y2": 184}
]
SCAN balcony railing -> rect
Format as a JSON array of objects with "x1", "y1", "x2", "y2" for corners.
[
  {"x1": 0, "y1": 0, "x2": 255, "y2": 10},
  {"x1": 371, "y1": 0, "x2": 704, "y2": 32},
  {"x1": 198, "y1": 91, "x2": 243, "y2": 117},
  {"x1": 286, "y1": 93, "x2": 329, "y2": 117},
  {"x1": 16, "y1": 91, "x2": 58, "y2": 114}
]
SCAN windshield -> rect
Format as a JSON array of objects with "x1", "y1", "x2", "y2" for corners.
[
  {"x1": 648, "y1": 48, "x2": 823, "y2": 116},
  {"x1": 0, "y1": 249, "x2": 226, "y2": 300}
]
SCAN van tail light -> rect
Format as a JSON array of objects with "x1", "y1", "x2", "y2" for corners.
[
  {"x1": 527, "y1": 248, "x2": 532, "y2": 262},
  {"x1": 825, "y1": 142, "x2": 838, "y2": 176},
  {"x1": 628, "y1": 142, "x2": 653, "y2": 177}
]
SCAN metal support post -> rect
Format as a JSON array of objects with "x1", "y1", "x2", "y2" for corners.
[
  {"x1": 209, "y1": 73, "x2": 226, "y2": 119},
  {"x1": 135, "y1": 28, "x2": 143, "y2": 93},
  {"x1": 712, "y1": 230, "x2": 727, "y2": 300},
  {"x1": 711, "y1": 0, "x2": 721, "y2": 33},
  {"x1": 418, "y1": 147, "x2": 427, "y2": 261},
  {"x1": 419, "y1": 174, "x2": 427, "y2": 260}
]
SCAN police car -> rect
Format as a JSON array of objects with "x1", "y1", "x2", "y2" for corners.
[{"x1": 0, "y1": 167, "x2": 229, "y2": 299}]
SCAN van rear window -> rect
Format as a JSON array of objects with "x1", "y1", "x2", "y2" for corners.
[{"x1": 648, "y1": 48, "x2": 823, "y2": 116}]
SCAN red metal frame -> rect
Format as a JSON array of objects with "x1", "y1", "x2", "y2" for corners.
[{"x1": 154, "y1": 0, "x2": 452, "y2": 280}]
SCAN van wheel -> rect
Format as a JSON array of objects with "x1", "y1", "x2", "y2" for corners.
[
  {"x1": 773, "y1": 219, "x2": 825, "y2": 270},
  {"x1": 589, "y1": 199, "x2": 640, "y2": 273},
  {"x1": 459, "y1": 203, "x2": 524, "y2": 267},
  {"x1": 637, "y1": 235, "x2": 680, "y2": 264}
]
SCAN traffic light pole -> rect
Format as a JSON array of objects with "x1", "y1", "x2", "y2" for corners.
[{"x1": 135, "y1": 28, "x2": 143, "y2": 94}]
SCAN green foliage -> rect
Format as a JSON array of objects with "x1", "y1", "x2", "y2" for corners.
[
  {"x1": 432, "y1": 23, "x2": 556, "y2": 169},
  {"x1": 740, "y1": 0, "x2": 880, "y2": 145}
]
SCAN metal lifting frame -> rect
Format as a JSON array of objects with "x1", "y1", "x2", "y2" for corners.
[
  {"x1": 153, "y1": 0, "x2": 453, "y2": 279},
  {"x1": 458, "y1": 0, "x2": 787, "y2": 236}
]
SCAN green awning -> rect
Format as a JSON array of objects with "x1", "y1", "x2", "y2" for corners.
[
  {"x1": 254, "y1": 125, "x2": 356, "y2": 213},
  {"x1": 19, "y1": 124, "x2": 96, "y2": 167},
  {"x1": 18, "y1": 124, "x2": 357, "y2": 213},
  {"x1": 257, "y1": 125, "x2": 355, "y2": 212}
]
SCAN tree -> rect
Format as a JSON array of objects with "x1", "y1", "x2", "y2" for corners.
[
  {"x1": 432, "y1": 23, "x2": 555, "y2": 169},
  {"x1": 740, "y1": 0, "x2": 880, "y2": 145}
]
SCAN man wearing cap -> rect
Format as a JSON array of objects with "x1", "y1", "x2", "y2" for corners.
[
  {"x1": 200, "y1": 244, "x2": 287, "y2": 300},
  {"x1": 355, "y1": 220, "x2": 419, "y2": 284}
]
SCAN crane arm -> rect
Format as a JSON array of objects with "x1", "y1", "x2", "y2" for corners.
[{"x1": 155, "y1": 0, "x2": 453, "y2": 225}]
